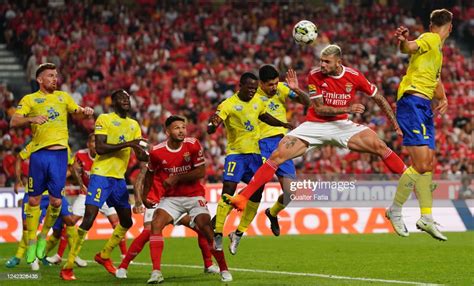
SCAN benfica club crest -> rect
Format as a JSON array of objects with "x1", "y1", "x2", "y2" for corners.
[
  {"x1": 345, "y1": 83, "x2": 353, "y2": 93},
  {"x1": 183, "y1": 152, "x2": 191, "y2": 162}
]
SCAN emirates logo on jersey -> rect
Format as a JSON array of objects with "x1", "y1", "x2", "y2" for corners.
[
  {"x1": 345, "y1": 83, "x2": 353, "y2": 93},
  {"x1": 183, "y1": 152, "x2": 191, "y2": 162}
]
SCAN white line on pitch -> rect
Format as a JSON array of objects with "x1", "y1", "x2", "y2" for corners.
[{"x1": 86, "y1": 260, "x2": 442, "y2": 285}]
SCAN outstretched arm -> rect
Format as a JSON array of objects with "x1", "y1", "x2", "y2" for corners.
[
  {"x1": 259, "y1": 113, "x2": 293, "y2": 129},
  {"x1": 372, "y1": 94, "x2": 403, "y2": 136},
  {"x1": 285, "y1": 69, "x2": 311, "y2": 107}
]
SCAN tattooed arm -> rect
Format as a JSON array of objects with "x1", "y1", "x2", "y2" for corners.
[{"x1": 372, "y1": 94, "x2": 402, "y2": 136}]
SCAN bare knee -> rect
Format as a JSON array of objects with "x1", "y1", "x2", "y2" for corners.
[
  {"x1": 50, "y1": 196, "x2": 62, "y2": 208},
  {"x1": 374, "y1": 140, "x2": 389, "y2": 157},
  {"x1": 412, "y1": 160, "x2": 433, "y2": 174}
]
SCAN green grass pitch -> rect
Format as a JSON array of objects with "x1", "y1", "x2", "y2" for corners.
[{"x1": 1, "y1": 232, "x2": 473, "y2": 285}]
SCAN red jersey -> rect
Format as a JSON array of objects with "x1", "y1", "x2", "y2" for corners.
[
  {"x1": 307, "y1": 66, "x2": 378, "y2": 122},
  {"x1": 149, "y1": 137, "x2": 206, "y2": 198},
  {"x1": 147, "y1": 175, "x2": 164, "y2": 204},
  {"x1": 74, "y1": 149, "x2": 94, "y2": 194}
]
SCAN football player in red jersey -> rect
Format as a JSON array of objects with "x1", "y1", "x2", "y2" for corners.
[
  {"x1": 143, "y1": 115, "x2": 232, "y2": 283},
  {"x1": 114, "y1": 165, "x2": 221, "y2": 279},
  {"x1": 225, "y1": 44, "x2": 406, "y2": 211}
]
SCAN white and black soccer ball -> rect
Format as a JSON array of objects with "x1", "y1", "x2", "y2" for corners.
[{"x1": 293, "y1": 20, "x2": 318, "y2": 46}]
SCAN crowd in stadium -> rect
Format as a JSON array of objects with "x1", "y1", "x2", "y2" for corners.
[{"x1": 0, "y1": 1, "x2": 472, "y2": 187}]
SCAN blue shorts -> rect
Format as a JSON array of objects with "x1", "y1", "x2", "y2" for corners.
[
  {"x1": 29, "y1": 149, "x2": 68, "y2": 198},
  {"x1": 397, "y1": 94, "x2": 435, "y2": 150},
  {"x1": 21, "y1": 193, "x2": 50, "y2": 222},
  {"x1": 85, "y1": 175, "x2": 130, "y2": 209},
  {"x1": 259, "y1": 136, "x2": 296, "y2": 179},
  {"x1": 52, "y1": 198, "x2": 73, "y2": 231},
  {"x1": 223, "y1": 154, "x2": 263, "y2": 183}
]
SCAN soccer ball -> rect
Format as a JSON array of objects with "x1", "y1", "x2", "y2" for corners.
[{"x1": 293, "y1": 20, "x2": 318, "y2": 46}]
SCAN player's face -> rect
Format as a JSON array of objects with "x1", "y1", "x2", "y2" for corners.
[
  {"x1": 240, "y1": 79, "x2": 258, "y2": 101},
  {"x1": 320, "y1": 54, "x2": 341, "y2": 75},
  {"x1": 260, "y1": 78, "x2": 279, "y2": 96},
  {"x1": 37, "y1": 69, "x2": 58, "y2": 93},
  {"x1": 114, "y1": 92, "x2": 131, "y2": 112},
  {"x1": 87, "y1": 135, "x2": 96, "y2": 156},
  {"x1": 167, "y1": 120, "x2": 187, "y2": 142}
]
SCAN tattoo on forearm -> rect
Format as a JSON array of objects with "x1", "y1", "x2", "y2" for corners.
[{"x1": 374, "y1": 95, "x2": 397, "y2": 127}]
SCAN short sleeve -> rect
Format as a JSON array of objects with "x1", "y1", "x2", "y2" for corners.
[
  {"x1": 191, "y1": 141, "x2": 205, "y2": 168},
  {"x1": 64, "y1": 92, "x2": 80, "y2": 113},
  {"x1": 355, "y1": 72, "x2": 378, "y2": 97},
  {"x1": 67, "y1": 147, "x2": 75, "y2": 165},
  {"x1": 15, "y1": 96, "x2": 31, "y2": 116},
  {"x1": 216, "y1": 100, "x2": 229, "y2": 121},
  {"x1": 307, "y1": 75, "x2": 322, "y2": 99},
  {"x1": 19, "y1": 144, "x2": 32, "y2": 160},
  {"x1": 415, "y1": 33, "x2": 440, "y2": 54},
  {"x1": 258, "y1": 99, "x2": 267, "y2": 116},
  {"x1": 94, "y1": 114, "x2": 109, "y2": 135}
]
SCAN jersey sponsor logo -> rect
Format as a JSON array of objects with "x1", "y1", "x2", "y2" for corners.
[
  {"x1": 34, "y1": 98, "x2": 45, "y2": 104},
  {"x1": 58, "y1": 95, "x2": 63, "y2": 102},
  {"x1": 112, "y1": 120, "x2": 121, "y2": 126},
  {"x1": 260, "y1": 96, "x2": 268, "y2": 102},
  {"x1": 183, "y1": 152, "x2": 191, "y2": 162},
  {"x1": 47, "y1": 107, "x2": 60, "y2": 120},
  {"x1": 345, "y1": 83, "x2": 353, "y2": 93},
  {"x1": 234, "y1": 105, "x2": 243, "y2": 111},
  {"x1": 244, "y1": 120, "x2": 254, "y2": 131},
  {"x1": 253, "y1": 104, "x2": 258, "y2": 110},
  {"x1": 164, "y1": 164, "x2": 192, "y2": 174}
]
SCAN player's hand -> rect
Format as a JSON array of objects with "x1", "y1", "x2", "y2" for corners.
[
  {"x1": 142, "y1": 199, "x2": 155, "y2": 209},
  {"x1": 133, "y1": 202, "x2": 145, "y2": 214},
  {"x1": 82, "y1": 106, "x2": 94, "y2": 117},
  {"x1": 13, "y1": 180, "x2": 23, "y2": 194},
  {"x1": 395, "y1": 26, "x2": 409, "y2": 42},
  {"x1": 285, "y1": 68, "x2": 300, "y2": 90},
  {"x1": 394, "y1": 125, "x2": 403, "y2": 137},
  {"x1": 349, "y1": 103, "x2": 365, "y2": 114},
  {"x1": 80, "y1": 184, "x2": 87, "y2": 194},
  {"x1": 29, "y1": 115, "x2": 48, "y2": 125},
  {"x1": 163, "y1": 176, "x2": 178, "y2": 189},
  {"x1": 435, "y1": 98, "x2": 448, "y2": 114}
]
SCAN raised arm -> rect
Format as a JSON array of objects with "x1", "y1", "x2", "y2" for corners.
[
  {"x1": 395, "y1": 26, "x2": 419, "y2": 54},
  {"x1": 258, "y1": 113, "x2": 293, "y2": 129},
  {"x1": 285, "y1": 69, "x2": 311, "y2": 107}
]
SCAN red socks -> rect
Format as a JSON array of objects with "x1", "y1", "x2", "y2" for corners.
[
  {"x1": 149, "y1": 234, "x2": 164, "y2": 270},
  {"x1": 210, "y1": 241, "x2": 228, "y2": 271},
  {"x1": 240, "y1": 160, "x2": 278, "y2": 199},
  {"x1": 57, "y1": 228, "x2": 68, "y2": 257},
  {"x1": 119, "y1": 229, "x2": 150, "y2": 269},
  {"x1": 382, "y1": 149, "x2": 407, "y2": 174},
  {"x1": 195, "y1": 229, "x2": 213, "y2": 268},
  {"x1": 119, "y1": 238, "x2": 127, "y2": 256}
]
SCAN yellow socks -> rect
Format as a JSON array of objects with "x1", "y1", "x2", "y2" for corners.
[
  {"x1": 215, "y1": 198, "x2": 233, "y2": 233},
  {"x1": 15, "y1": 230, "x2": 28, "y2": 258},
  {"x1": 237, "y1": 201, "x2": 260, "y2": 233},
  {"x1": 25, "y1": 204, "x2": 40, "y2": 244},
  {"x1": 63, "y1": 227, "x2": 87, "y2": 269},
  {"x1": 393, "y1": 166, "x2": 418, "y2": 208},
  {"x1": 45, "y1": 234, "x2": 60, "y2": 255},
  {"x1": 100, "y1": 224, "x2": 128, "y2": 259},
  {"x1": 39, "y1": 205, "x2": 61, "y2": 239},
  {"x1": 66, "y1": 226, "x2": 77, "y2": 248},
  {"x1": 269, "y1": 200, "x2": 285, "y2": 217},
  {"x1": 416, "y1": 172, "x2": 433, "y2": 215}
]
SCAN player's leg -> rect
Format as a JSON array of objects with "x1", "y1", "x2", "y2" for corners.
[
  {"x1": 116, "y1": 209, "x2": 153, "y2": 278},
  {"x1": 347, "y1": 128, "x2": 406, "y2": 174},
  {"x1": 105, "y1": 210, "x2": 127, "y2": 258},
  {"x1": 6, "y1": 200, "x2": 28, "y2": 268},
  {"x1": 61, "y1": 175, "x2": 108, "y2": 280},
  {"x1": 214, "y1": 180, "x2": 238, "y2": 250},
  {"x1": 178, "y1": 215, "x2": 217, "y2": 273},
  {"x1": 191, "y1": 198, "x2": 232, "y2": 282},
  {"x1": 226, "y1": 135, "x2": 308, "y2": 210},
  {"x1": 45, "y1": 217, "x2": 63, "y2": 260},
  {"x1": 266, "y1": 176, "x2": 293, "y2": 236},
  {"x1": 148, "y1": 207, "x2": 174, "y2": 284},
  {"x1": 95, "y1": 178, "x2": 132, "y2": 275}
]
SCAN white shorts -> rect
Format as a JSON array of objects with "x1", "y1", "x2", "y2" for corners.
[
  {"x1": 67, "y1": 194, "x2": 117, "y2": 217},
  {"x1": 157, "y1": 196, "x2": 209, "y2": 226},
  {"x1": 287, "y1": 120, "x2": 368, "y2": 149},
  {"x1": 144, "y1": 205, "x2": 188, "y2": 226}
]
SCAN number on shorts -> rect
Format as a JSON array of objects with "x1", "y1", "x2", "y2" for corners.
[
  {"x1": 421, "y1": 123, "x2": 429, "y2": 139},
  {"x1": 94, "y1": 188, "x2": 102, "y2": 202},
  {"x1": 227, "y1": 161, "x2": 237, "y2": 174},
  {"x1": 198, "y1": 200, "x2": 206, "y2": 207},
  {"x1": 28, "y1": 177, "x2": 33, "y2": 189}
]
